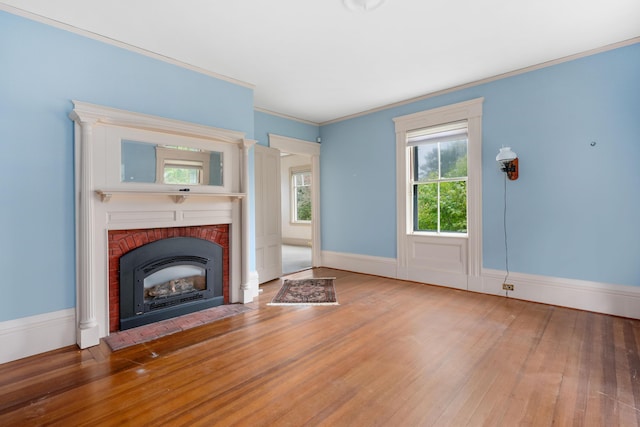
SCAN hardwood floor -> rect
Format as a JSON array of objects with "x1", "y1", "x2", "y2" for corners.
[{"x1": 2, "y1": 268, "x2": 640, "y2": 426}]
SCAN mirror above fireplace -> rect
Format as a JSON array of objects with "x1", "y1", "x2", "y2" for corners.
[{"x1": 121, "y1": 140, "x2": 224, "y2": 187}]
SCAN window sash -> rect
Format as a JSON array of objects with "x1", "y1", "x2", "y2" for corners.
[
  {"x1": 408, "y1": 121, "x2": 469, "y2": 235},
  {"x1": 412, "y1": 179, "x2": 468, "y2": 233},
  {"x1": 291, "y1": 170, "x2": 311, "y2": 223}
]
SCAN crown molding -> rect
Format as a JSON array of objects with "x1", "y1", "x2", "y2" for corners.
[
  {"x1": 321, "y1": 37, "x2": 640, "y2": 126},
  {"x1": 0, "y1": 3, "x2": 254, "y2": 90},
  {"x1": 254, "y1": 107, "x2": 319, "y2": 127}
]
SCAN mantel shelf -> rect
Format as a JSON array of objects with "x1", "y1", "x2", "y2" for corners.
[{"x1": 95, "y1": 189, "x2": 246, "y2": 204}]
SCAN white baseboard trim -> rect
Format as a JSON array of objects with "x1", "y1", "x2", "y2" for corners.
[
  {"x1": 400, "y1": 266, "x2": 468, "y2": 291},
  {"x1": 0, "y1": 309, "x2": 76, "y2": 364},
  {"x1": 282, "y1": 238, "x2": 312, "y2": 247},
  {"x1": 321, "y1": 250, "x2": 640, "y2": 320},
  {"x1": 322, "y1": 250, "x2": 466, "y2": 290},
  {"x1": 239, "y1": 270, "x2": 261, "y2": 303},
  {"x1": 322, "y1": 250, "x2": 397, "y2": 278},
  {"x1": 479, "y1": 269, "x2": 640, "y2": 319}
]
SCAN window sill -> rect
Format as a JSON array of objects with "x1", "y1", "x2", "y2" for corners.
[{"x1": 409, "y1": 232, "x2": 468, "y2": 239}]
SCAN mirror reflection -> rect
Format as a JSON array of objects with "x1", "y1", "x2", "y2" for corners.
[{"x1": 121, "y1": 140, "x2": 223, "y2": 186}]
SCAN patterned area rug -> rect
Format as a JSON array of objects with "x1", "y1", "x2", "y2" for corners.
[{"x1": 269, "y1": 277, "x2": 338, "y2": 306}]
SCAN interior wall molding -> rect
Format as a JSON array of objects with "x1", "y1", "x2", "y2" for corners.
[
  {"x1": 0, "y1": 4, "x2": 254, "y2": 89},
  {"x1": 321, "y1": 250, "x2": 640, "y2": 320},
  {"x1": 321, "y1": 251, "x2": 397, "y2": 279},
  {"x1": 254, "y1": 107, "x2": 320, "y2": 127},
  {"x1": 321, "y1": 37, "x2": 640, "y2": 126},
  {"x1": 0, "y1": 309, "x2": 76, "y2": 364},
  {"x1": 479, "y1": 269, "x2": 640, "y2": 320}
]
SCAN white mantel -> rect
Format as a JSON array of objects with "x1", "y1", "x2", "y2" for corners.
[{"x1": 70, "y1": 101, "x2": 257, "y2": 349}]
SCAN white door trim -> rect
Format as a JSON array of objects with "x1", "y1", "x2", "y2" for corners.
[{"x1": 268, "y1": 134, "x2": 321, "y2": 268}]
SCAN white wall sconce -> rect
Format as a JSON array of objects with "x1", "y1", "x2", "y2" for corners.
[{"x1": 496, "y1": 146, "x2": 519, "y2": 180}]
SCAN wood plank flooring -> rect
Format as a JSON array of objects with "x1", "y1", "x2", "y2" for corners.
[{"x1": 2, "y1": 268, "x2": 640, "y2": 426}]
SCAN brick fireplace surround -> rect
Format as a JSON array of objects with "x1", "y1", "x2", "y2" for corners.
[{"x1": 108, "y1": 225, "x2": 230, "y2": 333}]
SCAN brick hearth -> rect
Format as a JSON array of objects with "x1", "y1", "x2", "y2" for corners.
[{"x1": 108, "y1": 225, "x2": 230, "y2": 332}]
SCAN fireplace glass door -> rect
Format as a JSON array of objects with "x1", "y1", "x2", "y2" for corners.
[{"x1": 119, "y1": 237, "x2": 223, "y2": 330}]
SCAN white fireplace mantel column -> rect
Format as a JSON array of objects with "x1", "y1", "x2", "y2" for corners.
[
  {"x1": 240, "y1": 138, "x2": 258, "y2": 303},
  {"x1": 71, "y1": 115, "x2": 101, "y2": 348}
]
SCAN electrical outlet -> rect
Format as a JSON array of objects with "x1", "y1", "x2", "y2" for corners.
[{"x1": 502, "y1": 283, "x2": 514, "y2": 291}]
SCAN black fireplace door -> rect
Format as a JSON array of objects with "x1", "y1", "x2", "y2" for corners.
[{"x1": 119, "y1": 237, "x2": 223, "y2": 330}]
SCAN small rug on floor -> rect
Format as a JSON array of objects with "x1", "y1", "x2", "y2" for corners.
[
  {"x1": 268, "y1": 277, "x2": 338, "y2": 306},
  {"x1": 104, "y1": 304, "x2": 255, "y2": 351}
]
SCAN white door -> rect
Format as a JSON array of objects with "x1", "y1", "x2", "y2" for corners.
[{"x1": 255, "y1": 145, "x2": 282, "y2": 284}]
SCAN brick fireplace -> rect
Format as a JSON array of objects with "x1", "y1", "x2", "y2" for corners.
[{"x1": 108, "y1": 225, "x2": 230, "y2": 332}]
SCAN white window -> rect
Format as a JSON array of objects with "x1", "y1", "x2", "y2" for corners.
[
  {"x1": 408, "y1": 121, "x2": 468, "y2": 234},
  {"x1": 291, "y1": 168, "x2": 311, "y2": 223},
  {"x1": 394, "y1": 98, "x2": 483, "y2": 288}
]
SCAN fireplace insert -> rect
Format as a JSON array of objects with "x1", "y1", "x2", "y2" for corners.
[{"x1": 119, "y1": 237, "x2": 223, "y2": 330}]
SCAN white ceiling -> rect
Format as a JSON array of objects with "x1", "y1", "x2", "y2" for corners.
[{"x1": 3, "y1": 0, "x2": 639, "y2": 124}]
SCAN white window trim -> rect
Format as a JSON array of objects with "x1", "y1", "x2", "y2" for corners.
[
  {"x1": 394, "y1": 98, "x2": 483, "y2": 289},
  {"x1": 290, "y1": 166, "x2": 312, "y2": 224}
]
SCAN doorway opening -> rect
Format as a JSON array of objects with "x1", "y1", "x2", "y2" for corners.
[
  {"x1": 280, "y1": 152, "x2": 313, "y2": 274},
  {"x1": 261, "y1": 133, "x2": 321, "y2": 281},
  {"x1": 282, "y1": 244, "x2": 312, "y2": 274}
]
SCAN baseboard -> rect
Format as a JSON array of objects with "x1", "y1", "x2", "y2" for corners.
[
  {"x1": 321, "y1": 250, "x2": 397, "y2": 278},
  {"x1": 479, "y1": 269, "x2": 640, "y2": 319},
  {"x1": 321, "y1": 250, "x2": 640, "y2": 320},
  {"x1": 282, "y1": 238, "x2": 311, "y2": 247},
  {"x1": 0, "y1": 309, "x2": 76, "y2": 364}
]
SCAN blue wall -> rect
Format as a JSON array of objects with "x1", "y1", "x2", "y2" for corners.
[
  {"x1": 0, "y1": 11, "x2": 254, "y2": 322},
  {"x1": 254, "y1": 110, "x2": 319, "y2": 147},
  {"x1": 320, "y1": 43, "x2": 640, "y2": 287}
]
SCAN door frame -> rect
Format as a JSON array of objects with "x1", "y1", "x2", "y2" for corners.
[{"x1": 268, "y1": 134, "x2": 321, "y2": 268}]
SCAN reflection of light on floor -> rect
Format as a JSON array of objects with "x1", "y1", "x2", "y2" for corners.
[{"x1": 282, "y1": 244, "x2": 312, "y2": 274}]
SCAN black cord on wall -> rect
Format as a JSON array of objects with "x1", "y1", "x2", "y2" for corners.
[{"x1": 503, "y1": 173, "x2": 510, "y2": 296}]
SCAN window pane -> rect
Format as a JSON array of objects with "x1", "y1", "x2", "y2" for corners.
[
  {"x1": 164, "y1": 166, "x2": 201, "y2": 184},
  {"x1": 292, "y1": 170, "x2": 311, "y2": 222},
  {"x1": 439, "y1": 181, "x2": 467, "y2": 233},
  {"x1": 414, "y1": 183, "x2": 438, "y2": 231},
  {"x1": 296, "y1": 186, "x2": 311, "y2": 221},
  {"x1": 414, "y1": 145, "x2": 439, "y2": 182},
  {"x1": 440, "y1": 140, "x2": 467, "y2": 178}
]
